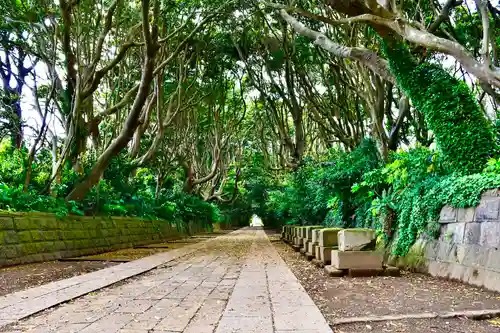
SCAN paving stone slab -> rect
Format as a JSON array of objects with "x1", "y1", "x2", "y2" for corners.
[
  {"x1": 2, "y1": 228, "x2": 332, "y2": 333},
  {"x1": 0, "y1": 231, "x2": 239, "y2": 328},
  {"x1": 215, "y1": 315, "x2": 274, "y2": 333},
  {"x1": 273, "y1": 306, "x2": 329, "y2": 331},
  {"x1": 215, "y1": 229, "x2": 332, "y2": 333}
]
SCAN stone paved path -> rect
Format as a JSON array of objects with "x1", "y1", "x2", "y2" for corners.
[
  {"x1": 1, "y1": 228, "x2": 332, "y2": 333},
  {"x1": 0, "y1": 233, "x2": 215, "y2": 328}
]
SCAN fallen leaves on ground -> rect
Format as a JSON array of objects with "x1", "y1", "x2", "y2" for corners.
[
  {"x1": 267, "y1": 232, "x2": 500, "y2": 333},
  {"x1": 487, "y1": 318, "x2": 500, "y2": 327}
]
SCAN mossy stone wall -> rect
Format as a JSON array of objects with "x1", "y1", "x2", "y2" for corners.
[
  {"x1": 0, "y1": 212, "x2": 203, "y2": 267},
  {"x1": 389, "y1": 190, "x2": 500, "y2": 293}
]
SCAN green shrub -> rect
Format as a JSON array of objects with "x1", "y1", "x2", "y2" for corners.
[
  {"x1": 257, "y1": 139, "x2": 381, "y2": 228},
  {"x1": 484, "y1": 158, "x2": 500, "y2": 174},
  {"x1": 0, "y1": 183, "x2": 84, "y2": 217}
]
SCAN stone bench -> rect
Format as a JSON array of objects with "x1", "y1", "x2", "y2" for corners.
[
  {"x1": 282, "y1": 225, "x2": 293, "y2": 243},
  {"x1": 295, "y1": 226, "x2": 304, "y2": 246},
  {"x1": 292, "y1": 227, "x2": 306, "y2": 251},
  {"x1": 301, "y1": 226, "x2": 323, "y2": 254},
  {"x1": 292, "y1": 226, "x2": 299, "y2": 245},
  {"x1": 323, "y1": 228, "x2": 400, "y2": 277},
  {"x1": 306, "y1": 229, "x2": 322, "y2": 260},
  {"x1": 289, "y1": 226, "x2": 296, "y2": 243},
  {"x1": 315, "y1": 228, "x2": 343, "y2": 264},
  {"x1": 331, "y1": 250, "x2": 383, "y2": 269},
  {"x1": 290, "y1": 226, "x2": 297, "y2": 245},
  {"x1": 338, "y1": 228, "x2": 376, "y2": 251},
  {"x1": 306, "y1": 228, "x2": 324, "y2": 260}
]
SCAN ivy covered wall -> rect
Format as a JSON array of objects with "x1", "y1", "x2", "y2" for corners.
[{"x1": 393, "y1": 189, "x2": 500, "y2": 293}]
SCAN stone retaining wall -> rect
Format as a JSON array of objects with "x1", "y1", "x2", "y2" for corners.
[
  {"x1": 0, "y1": 212, "x2": 204, "y2": 267},
  {"x1": 399, "y1": 189, "x2": 500, "y2": 292}
]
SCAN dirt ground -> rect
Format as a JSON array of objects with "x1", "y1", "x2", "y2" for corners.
[
  {"x1": 267, "y1": 231, "x2": 500, "y2": 333},
  {"x1": 0, "y1": 233, "x2": 221, "y2": 297},
  {"x1": 0, "y1": 261, "x2": 119, "y2": 296}
]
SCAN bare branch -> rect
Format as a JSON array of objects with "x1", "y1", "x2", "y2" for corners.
[
  {"x1": 280, "y1": 10, "x2": 395, "y2": 83},
  {"x1": 332, "y1": 13, "x2": 500, "y2": 88},
  {"x1": 475, "y1": 0, "x2": 491, "y2": 66},
  {"x1": 428, "y1": 0, "x2": 463, "y2": 32},
  {"x1": 95, "y1": 8, "x2": 221, "y2": 120}
]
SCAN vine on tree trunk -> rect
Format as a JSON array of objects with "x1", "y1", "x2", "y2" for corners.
[{"x1": 381, "y1": 39, "x2": 494, "y2": 175}]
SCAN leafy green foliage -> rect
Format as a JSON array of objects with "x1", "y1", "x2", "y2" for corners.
[
  {"x1": 256, "y1": 139, "x2": 381, "y2": 228},
  {"x1": 352, "y1": 146, "x2": 500, "y2": 255},
  {"x1": 0, "y1": 183, "x2": 84, "y2": 217},
  {"x1": 484, "y1": 158, "x2": 500, "y2": 174},
  {"x1": 0, "y1": 140, "x2": 220, "y2": 228},
  {"x1": 452, "y1": 6, "x2": 500, "y2": 56},
  {"x1": 382, "y1": 40, "x2": 494, "y2": 174},
  {"x1": 392, "y1": 173, "x2": 500, "y2": 255}
]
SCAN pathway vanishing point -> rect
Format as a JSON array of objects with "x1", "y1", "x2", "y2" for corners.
[{"x1": 0, "y1": 228, "x2": 333, "y2": 333}]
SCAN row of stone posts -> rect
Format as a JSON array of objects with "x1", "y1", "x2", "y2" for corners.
[{"x1": 281, "y1": 225, "x2": 400, "y2": 277}]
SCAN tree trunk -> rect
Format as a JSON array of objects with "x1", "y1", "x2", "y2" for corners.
[
  {"x1": 12, "y1": 100, "x2": 23, "y2": 148},
  {"x1": 155, "y1": 172, "x2": 164, "y2": 199},
  {"x1": 387, "y1": 95, "x2": 410, "y2": 150},
  {"x1": 2, "y1": 87, "x2": 24, "y2": 149},
  {"x1": 183, "y1": 163, "x2": 195, "y2": 193},
  {"x1": 23, "y1": 153, "x2": 34, "y2": 192},
  {"x1": 66, "y1": 13, "x2": 157, "y2": 201}
]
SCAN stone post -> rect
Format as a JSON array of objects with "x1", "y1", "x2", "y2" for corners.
[
  {"x1": 302, "y1": 226, "x2": 323, "y2": 254},
  {"x1": 338, "y1": 229, "x2": 376, "y2": 251},
  {"x1": 307, "y1": 228, "x2": 324, "y2": 260}
]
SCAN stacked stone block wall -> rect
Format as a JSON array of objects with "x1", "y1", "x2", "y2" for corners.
[
  {"x1": 399, "y1": 189, "x2": 500, "y2": 292},
  {"x1": 0, "y1": 211, "x2": 204, "y2": 267}
]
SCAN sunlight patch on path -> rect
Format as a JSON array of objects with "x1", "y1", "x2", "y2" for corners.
[{"x1": 250, "y1": 214, "x2": 264, "y2": 227}]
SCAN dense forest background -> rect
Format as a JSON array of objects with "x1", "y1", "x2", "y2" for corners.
[{"x1": 1, "y1": 0, "x2": 500, "y2": 255}]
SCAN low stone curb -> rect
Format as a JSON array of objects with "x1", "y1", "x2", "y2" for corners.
[{"x1": 332, "y1": 308, "x2": 500, "y2": 325}]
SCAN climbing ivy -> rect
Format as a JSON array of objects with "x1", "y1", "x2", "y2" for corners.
[
  {"x1": 393, "y1": 173, "x2": 500, "y2": 256},
  {"x1": 352, "y1": 146, "x2": 500, "y2": 256},
  {"x1": 382, "y1": 40, "x2": 494, "y2": 174}
]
